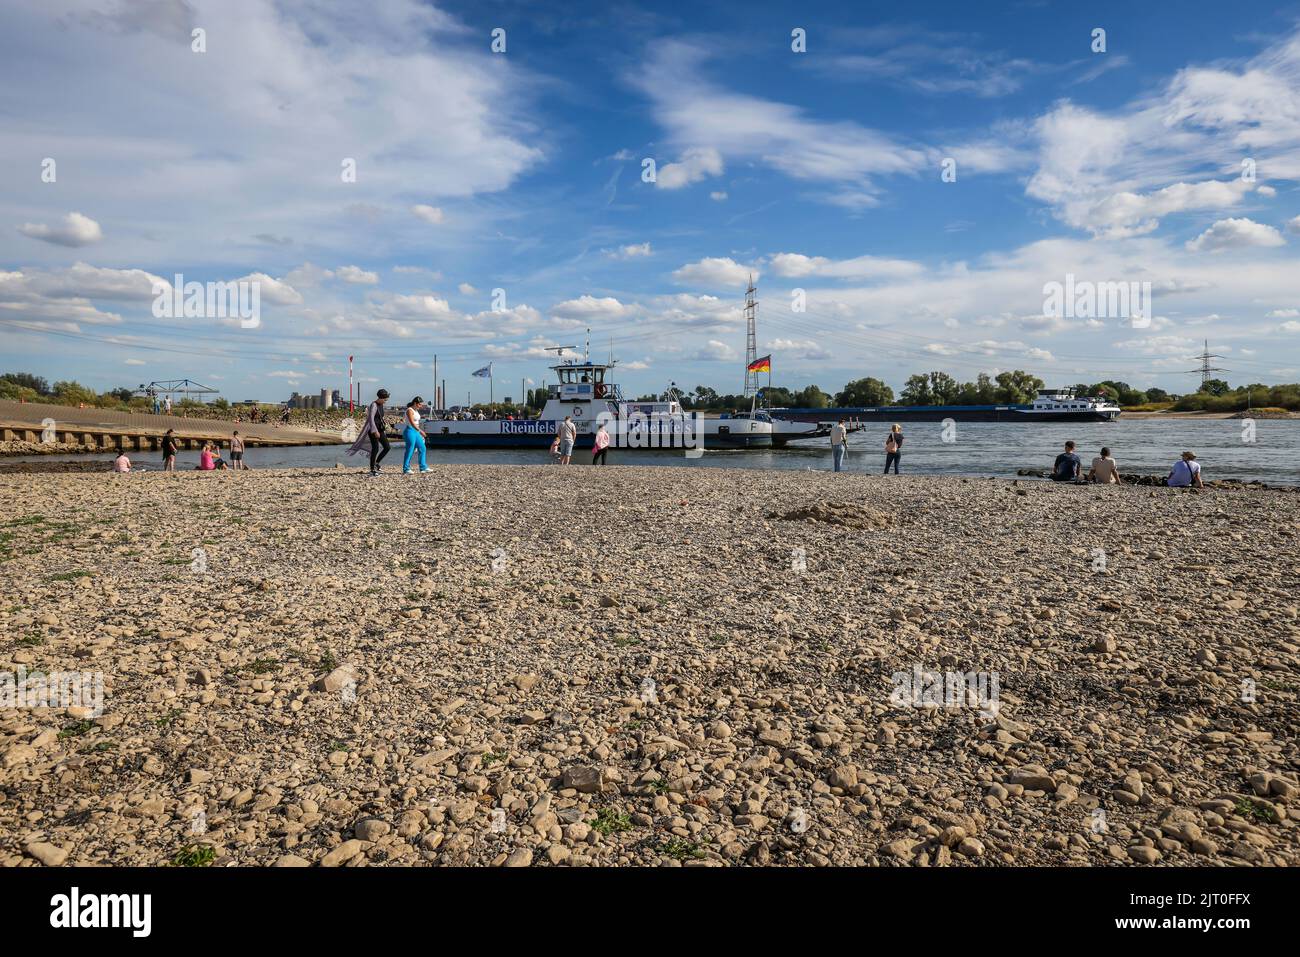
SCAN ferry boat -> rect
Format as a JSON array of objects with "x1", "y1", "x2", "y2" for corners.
[
  {"x1": 771, "y1": 388, "x2": 1121, "y2": 424},
  {"x1": 413, "y1": 356, "x2": 830, "y2": 450}
]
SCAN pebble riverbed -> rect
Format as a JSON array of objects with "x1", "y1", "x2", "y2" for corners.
[{"x1": 0, "y1": 465, "x2": 1296, "y2": 867}]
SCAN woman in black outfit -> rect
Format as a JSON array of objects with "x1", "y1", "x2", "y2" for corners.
[{"x1": 162, "y1": 428, "x2": 179, "y2": 472}]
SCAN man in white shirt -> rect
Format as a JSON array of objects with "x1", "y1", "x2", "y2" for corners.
[
  {"x1": 557, "y1": 415, "x2": 577, "y2": 465},
  {"x1": 1087, "y1": 447, "x2": 1120, "y2": 484},
  {"x1": 830, "y1": 418, "x2": 848, "y2": 472},
  {"x1": 1167, "y1": 450, "x2": 1203, "y2": 488}
]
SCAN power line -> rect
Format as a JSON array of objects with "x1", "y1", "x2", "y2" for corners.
[{"x1": 1181, "y1": 339, "x2": 1230, "y2": 386}]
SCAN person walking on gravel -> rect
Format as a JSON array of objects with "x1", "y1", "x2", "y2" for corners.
[
  {"x1": 347, "y1": 389, "x2": 391, "y2": 475},
  {"x1": 401, "y1": 396, "x2": 430, "y2": 474}
]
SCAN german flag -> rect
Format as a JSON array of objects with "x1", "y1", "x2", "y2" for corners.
[{"x1": 747, "y1": 354, "x2": 772, "y2": 373}]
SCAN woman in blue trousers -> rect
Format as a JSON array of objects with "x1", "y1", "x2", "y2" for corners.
[{"x1": 402, "y1": 396, "x2": 430, "y2": 473}]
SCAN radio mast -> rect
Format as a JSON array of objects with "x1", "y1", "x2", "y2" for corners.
[{"x1": 743, "y1": 275, "x2": 758, "y2": 397}]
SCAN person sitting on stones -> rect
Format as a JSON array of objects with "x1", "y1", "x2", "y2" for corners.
[
  {"x1": 1051, "y1": 440, "x2": 1081, "y2": 482},
  {"x1": 1166, "y1": 450, "x2": 1203, "y2": 489},
  {"x1": 1086, "y1": 447, "x2": 1120, "y2": 484}
]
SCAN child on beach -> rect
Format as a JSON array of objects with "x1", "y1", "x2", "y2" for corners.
[{"x1": 112, "y1": 452, "x2": 131, "y2": 473}]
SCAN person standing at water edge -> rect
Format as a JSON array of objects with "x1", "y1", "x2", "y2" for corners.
[
  {"x1": 402, "y1": 397, "x2": 430, "y2": 474},
  {"x1": 1167, "y1": 450, "x2": 1204, "y2": 488},
  {"x1": 1052, "y1": 441, "x2": 1081, "y2": 482},
  {"x1": 162, "y1": 429, "x2": 178, "y2": 472},
  {"x1": 347, "y1": 389, "x2": 391, "y2": 475},
  {"x1": 592, "y1": 422, "x2": 611, "y2": 465},
  {"x1": 1087, "y1": 447, "x2": 1120, "y2": 484},
  {"x1": 230, "y1": 431, "x2": 247, "y2": 470},
  {"x1": 884, "y1": 424, "x2": 903, "y2": 475},
  {"x1": 557, "y1": 415, "x2": 576, "y2": 466},
  {"x1": 830, "y1": 419, "x2": 848, "y2": 472}
]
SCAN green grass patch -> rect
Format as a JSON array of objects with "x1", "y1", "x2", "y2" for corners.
[
  {"x1": 589, "y1": 807, "x2": 633, "y2": 836},
  {"x1": 4, "y1": 515, "x2": 46, "y2": 528},
  {"x1": 46, "y1": 570, "x2": 92, "y2": 582},
  {"x1": 58, "y1": 720, "x2": 95, "y2": 740},
  {"x1": 657, "y1": 838, "x2": 706, "y2": 861},
  {"x1": 1234, "y1": 797, "x2": 1279, "y2": 824},
  {"x1": 171, "y1": 845, "x2": 216, "y2": 867}
]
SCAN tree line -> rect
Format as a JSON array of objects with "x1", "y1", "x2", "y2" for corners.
[
  {"x1": 6, "y1": 369, "x2": 1299, "y2": 414},
  {"x1": 674, "y1": 370, "x2": 1181, "y2": 410}
]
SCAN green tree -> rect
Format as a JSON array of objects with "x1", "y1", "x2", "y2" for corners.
[
  {"x1": 691, "y1": 385, "x2": 719, "y2": 408},
  {"x1": 0, "y1": 380, "x2": 40, "y2": 402},
  {"x1": 1143, "y1": 387, "x2": 1170, "y2": 403},
  {"x1": 760, "y1": 386, "x2": 795, "y2": 407},
  {"x1": 899, "y1": 374, "x2": 934, "y2": 406},
  {"x1": 954, "y1": 373, "x2": 997, "y2": 405},
  {"x1": 835, "y1": 377, "x2": 894, "y2": 406},
  {"x1": 1, "y1": 372, "x2": 50, "y2": 395},
  {"x1": 927, "y1": 371, "x2": 961, "y2": 405},
  {"x1": 792, "y1": 385, "x2": 830, "y2": 408},
  {"x1": 52, "y1": 380, "x2": 98, "y2": 405},
  {"x1": 994, "y1": 370, "x2": 1044, "y2": 404},
  {"x1": 1200, "y1": 378, "x2": 1230, "y2": 396}
]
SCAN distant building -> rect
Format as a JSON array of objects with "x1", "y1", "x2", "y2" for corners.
[{"x1": 286, "y1": 388, "x2": 338, "y2": 410}]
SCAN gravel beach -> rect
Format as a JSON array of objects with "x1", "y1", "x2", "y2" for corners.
[{"x1": 1, "y1": 465, "x2": 1296, "y2": 868}]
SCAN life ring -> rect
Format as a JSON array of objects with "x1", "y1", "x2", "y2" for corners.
[{"x1": 572, "y1": 406, "x2": 584, "y2": 418}]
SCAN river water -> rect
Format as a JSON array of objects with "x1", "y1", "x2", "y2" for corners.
[{"x1": 10, "y1": 419, "x2": 1299, "y2": 484}]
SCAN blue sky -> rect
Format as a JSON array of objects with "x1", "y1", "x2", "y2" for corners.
[{"x1": 3, "y1": 0, "x2": 1300, "y2": 404}]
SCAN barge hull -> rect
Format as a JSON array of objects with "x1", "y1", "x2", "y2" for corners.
[{"x1": 772, "y1": 406, "x2": 1119, "y2": 424}]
